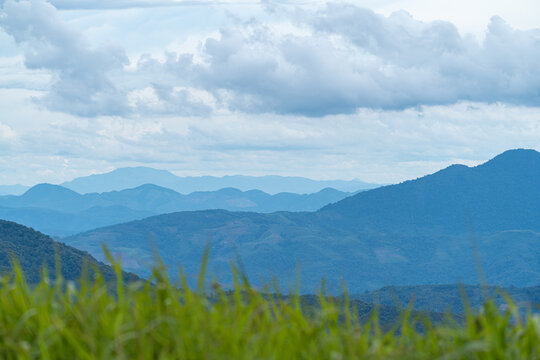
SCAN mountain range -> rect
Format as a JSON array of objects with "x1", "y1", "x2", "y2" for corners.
[
  {"x1": 0, "y1": 184, "x2": 352, "y2": 237},
  {"x1": 63, "y1": 149, "x2": 540, "y2": 293},
  {"x1": 60, "y1": 167, "x2": 378, "y2": 194}
]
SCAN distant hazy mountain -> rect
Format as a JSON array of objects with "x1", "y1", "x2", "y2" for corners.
[
  {"x1": 0, "y1": 219, "x2": 137, "y2": 283},
  {"x1": 0, "y1": 184, "x2": 351, "y2": 237},
  {"x1": 0, "y1": 184, "x2": 94, "y2": 212},
  {"x1": 62, "y1": 167, "x2": 179, "y2": 194},
  {"x1": 0, "y1": 205, "x2": 154, "y2": 238},
  {"x1": 63, "y1": 149, "x2": 540, "y2": 292},
  {"x1": 61, "y1": 167, "x2": 378, "y2": 194},
  {"x1": 0, "y1": 185, "x2": 29, "y2": 196},
  {"x1": 97, "y1": 185, "x2": 351, "y2": 213}
]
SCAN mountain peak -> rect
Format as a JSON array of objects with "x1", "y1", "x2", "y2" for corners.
[
  {"x1": 23, "y1": 183, "x2": 80, "y2": 198},
  {"x1": 473, "y1": 149, "x2": 540, "y2": 179},
  {"x1": 61, "y1": 167, "x2": 180, "y2": 194},
  {"x1": 109, "y1": 167, "x2": 176, "y2": 176},
  {"x1": 125, "y1": 183, "x2": 179, "y2": 193},
  {"x1": 480, "y1": 148, "x2": 540, "y2": 168},
  {"x1": 319, "y1": 148, "x2": 540, "y2": 233}
]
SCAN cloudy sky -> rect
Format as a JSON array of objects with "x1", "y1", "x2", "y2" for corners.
[{"x1": 0, "y1": 0, "x2": 539, "y2": 186}]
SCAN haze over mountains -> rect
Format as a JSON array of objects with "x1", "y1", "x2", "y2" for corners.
[
  {"x1": 0, "y1": 168, "x2": 375, "y2": 237},
  {"x1": 1, "y1": 148, "x2": 540, "y2": 295},
  {"x1": 0, "y1": 185, "x2": 30, "y2": 196},
  {"x1": 60, "y1": 167, "x2": 378, "y2": 195},
  {"x1": 0, "y1": 184, "x2": 352, "y2": 237},
  {"x1": 64, "y1": 149, "x2": 540, "y2": 293}
]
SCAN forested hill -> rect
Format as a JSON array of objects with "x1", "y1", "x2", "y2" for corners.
[
  {"x1": 319, "y1": 148, "x2": 540, "y2": 234},
  {"x1": 0, "y1": 220, "x2": 137, "y2": 284}
]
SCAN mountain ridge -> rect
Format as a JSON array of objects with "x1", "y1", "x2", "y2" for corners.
[
  {"x1": 319, "y1": 148, "x2": 540, "y2": 234},
  {"x1": 63, "y1": 149, "x2": 540, "y2": 292},
  {"x1": 0, "y1": 184, "x2": 353, "y2": 237},
  {"x1": 60, "y1": 168, "x2": 378, "y2": 194}
]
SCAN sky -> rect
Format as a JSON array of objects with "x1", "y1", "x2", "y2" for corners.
[{"x1": 0, "y1": 0, "x2": 539, "y2": 186}]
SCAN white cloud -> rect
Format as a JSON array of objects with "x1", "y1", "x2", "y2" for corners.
[
  {"x1": 2, "y1": 88, "x2": 539, "y2": 185},
  {"x1": 0, "y1": 56, "x2": 51, "y2": 89},
  {"x1": 0, "y1": 0, "x2": 217, "y2": 117},
  {"x1": 0, "y1": 122, "x2": 16, "y2": 141},
  {"x1": 188, "y1": 5, "x2": 540, "y2": 115},
  {"x1": 1, "y1": 1, "x2": 540, "y2": 187},
  {"x1": 2, "y1": 0, "x2": 540, "y2": 118},
  {"x1": 0, "y1": 0, "x2": 129, "y2": 116}
]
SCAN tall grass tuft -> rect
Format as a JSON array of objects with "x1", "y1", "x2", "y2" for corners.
[{"x1": 0, "y1": 253, "x2": 539, "y2": 359}]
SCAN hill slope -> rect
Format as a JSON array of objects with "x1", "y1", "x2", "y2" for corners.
[
  {"x1": 64, "y1": 149, "x2": 540, "y2": 292},
  {"x1": 0, "y1": 219, "x2": 137, "y2": 283},
  {"x1": 320, "y1": 149, "x2": 540, "y2": 234}
]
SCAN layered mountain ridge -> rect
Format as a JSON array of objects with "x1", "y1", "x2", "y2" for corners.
[
  {"x1": 0, "y1": 184, "x2": 353, "y2": 237},
  {"x1": 63, "y1": 149, "x2": 540, "y2": 292},
  {"x1": 61, "y1": 168, "x2": 378, "y2": 194}
]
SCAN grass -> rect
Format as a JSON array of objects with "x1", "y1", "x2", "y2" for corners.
[{"x1": 0, "y1": 250, "x2": 539, "y2": 359}]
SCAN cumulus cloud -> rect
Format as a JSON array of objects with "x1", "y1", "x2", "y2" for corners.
[
  {"x1": 1, "y1": 0, "x2": 540, "y2": 117},
  {"x1": 195, "y1": 26, "x2": 374, "y2": 116},
  {"x1": 4, "y1": 88, "x2": 540, "y2": 185},
  {"x1": 0, "y1": 0, "x2": 210, "y2": 117},
  {"x1": 0, "y1": 0, "x2": 129, "y2": 116},
  {"x1": 311, "y1": 4, "x2": 540, "y2": 109},
  {"x1": 184, "y1": 5, "x2": 540, "y2": 115}
]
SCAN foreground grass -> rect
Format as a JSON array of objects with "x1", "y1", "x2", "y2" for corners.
[{"x1": 0, "y1": 256, "x2": 540, "y2": 359}]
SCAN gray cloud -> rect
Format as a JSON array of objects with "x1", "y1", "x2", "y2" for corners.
[
  {"x1": 3, "y1": 88, "x2": 540, "y2": 185},
  {"x1": 2, "y1": 0, "x2": 540, "y2": 118},
  {"x1": 0, "y1": 0, "x2": 212, "y2": 117},
  {"x1": 312, "y1": 4, "x2": 540, "y2": 109},
  {"x1": 134, "y1": 4, "x2": 540, "y2": 116},
  {"x1": 185, "y1": 5, "x2": 540, "y2": 116},
  {"x1": 0, "y1": 0, "x2": 129, "y2": 116}
]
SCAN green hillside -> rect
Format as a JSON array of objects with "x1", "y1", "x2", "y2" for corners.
[{"x1": 0, "y1": 219, "x2": 137, "y2": 284}]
